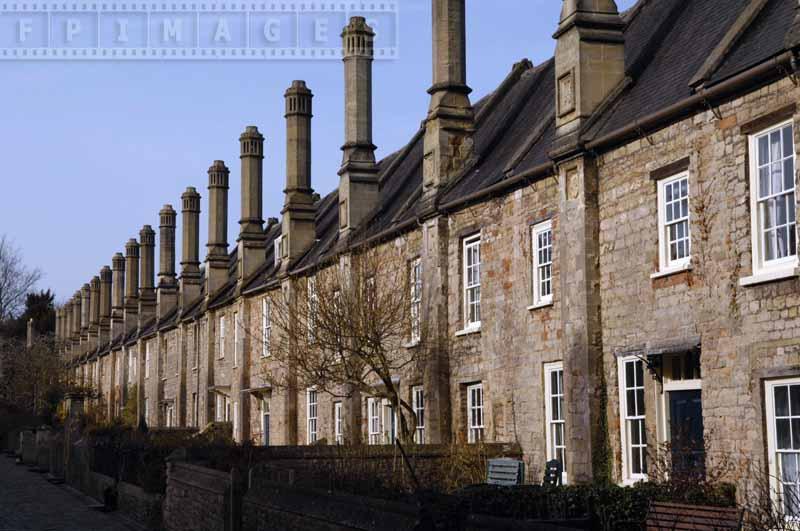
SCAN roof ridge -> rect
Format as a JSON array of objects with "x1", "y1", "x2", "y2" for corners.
[{"x1": 473, "y1": 58, "x2": 535, "y2": 125}]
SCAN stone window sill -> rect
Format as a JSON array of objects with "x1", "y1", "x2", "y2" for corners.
[
  {"x1": 455, "y1": 325, "x2": 481, "y2": 337},
  {"x1": 402, "y1": 340, "x2": 421, "y2": 348},
  {"x1": 527, "y1": 300, "x2": 553, "y2": 311},
  {"x1": 650, "y1": 263, "x2": 692, "y2": 279},
  {"x1": 739, "y1": 266, "x2": 799, "y2": 287}
]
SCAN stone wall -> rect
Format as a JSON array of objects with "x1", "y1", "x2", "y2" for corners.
[{"x1": 164, "y1": 461, "x2": 234, "y2": 531}]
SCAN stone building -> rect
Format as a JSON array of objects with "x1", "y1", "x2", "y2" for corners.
[{"x1": 55, "y1": 0, "x2": 800, "y2": 512}]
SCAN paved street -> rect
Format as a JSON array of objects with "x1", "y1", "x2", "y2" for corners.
[{"x1": 0, "y1": 456, "x2": 141, "y2": 531}]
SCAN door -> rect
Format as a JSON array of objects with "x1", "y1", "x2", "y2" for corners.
[{"x1": 668, "y1": 389, "x2": 705, "y2": 478}]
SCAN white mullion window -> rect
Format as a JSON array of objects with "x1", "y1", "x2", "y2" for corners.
[
  {"x1": 657, "y1": 172, "x2": 691, "y2": 272},
  {"x1": 749, "y1": 121, "x2": 797, "y2": 276},
  {"x1": 233, "y1": 401, "x2": 239, "y2": 440},
  {"x1": 544, "y1": 362, "x2": 567, "y2": 483},
  {"x1": 766, "y1": 378, "x2": 800, "y2": 520},
  {"x1": 273, "y1": 235, "x2": 283, "y2": 267},
  {"x1": 463, "y1": 235, "x2": 481, "y2": 329},
  {"x1": 306, "y1": 388, "x2": 318, "y2": 444},
  {"x1": 619, "y1": 357, "x2": 648, "y2": 483},
  {"x1": 532, "y1": 221, "x2": 553, "y2": 306},
  {"x1": 262, "y1": 298, "x2": 271, "y2": 358},
  {"x1": 467, "y1": 383, "x2": 485, "y2": 443},
  {"x1": 368, "y1": 397, "x2": 381, "y2": 445},
  {"x1": 410, "y1": 258, "x2": 422, "y2": 343},
  {"x1": 412, "y1": 385, "x2": 425, "y2": 444},
  {"x1": 218, "y1": 315, "x2": 226, "y2": 359},
  {"x1": 334, "y1": 402, "x2": 343, "y2": 444}
]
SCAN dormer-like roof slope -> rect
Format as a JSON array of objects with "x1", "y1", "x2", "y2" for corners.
[{"x1": 239, "y1": 0, "x2": 800, "y2": 291}]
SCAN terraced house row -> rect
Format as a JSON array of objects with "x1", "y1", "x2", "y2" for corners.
[{"x1": 53, "y1": 0, "x2": 800, "y2": 512}]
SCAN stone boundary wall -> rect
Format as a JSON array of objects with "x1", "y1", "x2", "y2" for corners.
[
  {"x1": 164, "y1": 462, "x2": 235, "y2": 531},
  {"x1": 86, "y1": 471, "x2": 164, "y2": 530}
]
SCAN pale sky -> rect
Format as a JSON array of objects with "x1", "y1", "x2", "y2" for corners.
[{"x1": 0, "y1": 0, "x2": 637, "y2": 303}]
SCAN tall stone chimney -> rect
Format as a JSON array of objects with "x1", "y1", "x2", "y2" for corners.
[
  {"x1": 238, "y1": 126, "x2": 266, "y2": 281},
  {"x1": 124, "y1": 239, "x2": 140, "y2": 333},
  {"x1": 158, "y1": 204, "x2": 178, "y2": 318},
  {"x1": 138, "y1": 225, "x2": 157, "y2": 323},
  {"x1": 99, "y1": 265, "x2": 112, "y2": 343},
  {"x1": 553, "y1": 0, "x2": 624, "y2": 147},
  {"x1": 338, "y1": 18, "x2": 378, "y2": 235},
  {"x1": 180, "y1": 187, "x2": 202, "y2": 308},
  {"x1": 422, "y1": 0, "x2": 474, "y2": 201},
  {"x1": 281, "y1": 80, "x2": 316, "y2": 264},
  {"x1": 89, "y1": 276, "x2": 100, "y2": 346},
  {"x1": 71, "y1": 293, "x2": 81, "y2": 346},
  {"x1": 206, "y1": 160, "x2": 230, "y2": 296},
  {"x1": 80, "y1": 283, "x2": 90, "y2": 344},
  {"x1": 111, "y1": 252, "x2": 125, "y2": 338}
]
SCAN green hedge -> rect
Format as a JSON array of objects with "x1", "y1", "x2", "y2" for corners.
[{"x1": 454, "y1": 481, "x2": 736, "y2": 528}]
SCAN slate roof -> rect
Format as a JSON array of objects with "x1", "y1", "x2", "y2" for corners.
[{"x1": 89, "y1": 0, "x2": 800, "y2": 357}]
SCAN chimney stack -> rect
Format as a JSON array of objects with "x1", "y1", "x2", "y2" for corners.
[
  {"x1": 238, "y1": 126, "x2": 267, "y2": 281},
  {"x1": 422, "y1": 0, "x2": 474, "y2": 200},
  {"x1": 553, "y1": 0, "x2": 624, "y2": 147},
  {"x1": 80, "y1": 283, "x2": 90, "y2": 344},
  {"x1": 338, "y1": 18, "x2": 378, "y2": 234},
  {"x1": 138, "y1": 225, "x2": 157, "y2": 323},
  {"x1": 111, "y1": 252, "x2": 125, "y2": 338},
  {"x1": 281, "y1": 80, "x2": 317, "y2": 265},
  {"x1": 99, "y1": 265, "x2": 112, "y2": 343},
  {"x1": 206, "y1": 160, "x2": 230, "y2": 296},
  {"x1": 180, "y1": 187, "x2": 202, "y2": 308},
  {"x1": 158, "y1": 204, "x2": 178, "y2": 318},
  {"x1": 89, "y1": 276, "x2": 100, "y2": 346},
  {"x1": 71, "y1": 293, "x2": 81, "y2": 345},
  {"x1": 124, "y1": 239, "x2": 140, "y2": 333}
]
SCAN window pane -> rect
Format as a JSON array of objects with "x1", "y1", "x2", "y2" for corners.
[
  {"x1": 778, "y1": 418, "x2": 792, "y2": 449},
  {"x1": 772, "y1": 130, "x2": 782, "y2": 162},
  {"x1": 627, "y1": 389, "x2": 636, "y2": 417},
  {"x1": 773, "y1": 162, "x2": 784, "y2": 195},
  {"x1": 785, "y1": 158, "x2": 795, "y2": 191},
  {"x1": 759, "y1": 135, "x2": 769, "y2": 165},
  {"x1": 625, "y1": 361, "x2": 634, "y2": 388},
  {"x1": 778, "y1": 226, "x2": 789, "y2": 259},
  {"x1": 777, "y1": 386, "x2": 790, "y2": 416},
  {"x1": 794, "y1": 419, "x2": 800, "y2": 450},
  {"x1": 765, "y1": 199, "x2": 776, "y2": 229},
  {"x1": 635, "y1": 360, "x2": 643, "y2": 386},
  {"x1": 784, "y1": 453, "x2": 799, "y2": 483},
  {"x1": 784, "y1": 126, "x2": 794, "y2": 158},
  {"x1": 778, "y1": 196, "x2": 788, "y2": 226},
  {"x1": 760, "y1": 166, "x2": 770, "y2": 198}
]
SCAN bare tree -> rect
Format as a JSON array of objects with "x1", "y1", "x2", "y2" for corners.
[
  {"x1": 0, "y1": 234, "x2": 42, "y2": 322},
  {"x1": 0, "y1": 333, "x2": 66, "y2": 418},
  {"x1": 259, "y1": 245, "x2": 440, "y2": 443}
]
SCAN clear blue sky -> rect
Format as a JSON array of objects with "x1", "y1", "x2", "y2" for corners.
[{"x1": 0, "y1": 0, "x2": 636, "y2": 303}]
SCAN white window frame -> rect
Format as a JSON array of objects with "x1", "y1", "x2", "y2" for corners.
[
  {"x1": 191, "y1": 392, "x2": 198, "y2": 427},
  {"x1": 368, "y1": 397, "x2": 381, "y2": 445},
  {"x1": 218, "y1": 315, "x2": 226, "y2": 359},
  {"x1": 412, "y1": 385, "x2": 425, "y2": 444},
  {"x1": 128, "y1": 350, "x2": 135, "y2": 383},
  {"x1": 656, "y1": 171, "x2": 691, "y2": 274},
  {"x1": 274, "y1": 235, "x2": 283, "y2": 267},
  {"x1": 618, "y1": 356, "x2": 648, "y2": 484},
  {"x1": 233, "y1": 311, "x2": 239, "y2": 367},
  {"x1": 306, "y1": 388, "x2": 318, "y2": 444},
  {"x1": 144, "y1": 398, "x2": 149, "y2": 424},
  {"x1": 765, "y1": 377, "x2": 800, "y2": 522},
  {"x1": 233, "y1": 401, "x2": 239, "y2": 440},
  {"x1": 467, "y1": 383, "x2": 485, "y2": 444},
  {"x1": 410, "y1": 258, "x2": 422, "y2": 344},
  {"x1": 531, "y1": 220, "x2": 553, "y2": 307},
  {"x1": 262, "y1": 298, "x2": 271, "y2": 358},
  {"x1": 382, "y1": 399, "x2": 398, "y2": 444},
  {"x1": 544, "y1": 361, "x2": 567, "y2": 484},
  {"x1": 159, "y1": 337, "x2": 167, "y2": 381},
  {"x1": 462, "y1": 235, "x2": 481, "y2": 331},
  {"x1": 145, "y1": 341, "x2": 151, "y2": 379},
  {"x1": 746, "y1": 120, "x2": 798, "y2": 281},
  {"x1": 261, "y1": 397, "x2": 270, "y2": 446},
  {"x1": 215, "y1": 394, "x2": 224, "y2": 422},
  {"x1": 334, "y1": 402, "x2": 343, "y2": 444}
]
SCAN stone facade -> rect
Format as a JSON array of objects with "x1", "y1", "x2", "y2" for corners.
[{"x1": 55, "y1": 0, "x2": 800, "y2": 505}]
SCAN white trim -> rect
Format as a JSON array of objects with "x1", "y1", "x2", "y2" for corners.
[
  {"x1": 333, "y1": 401, "x2": 343, "y2": 444},
  {"x1": 306, "y1": 387, "x2": 318, "y2": 444},
  {"x1": 765, "y1": 377, "x2": 800, "y2": 521},
  {"x1": 544, "y1": 361, "x2": 567, "y2": 484},
  {"x1": 467, "y1": 382, "x2": 485, "y2": 444},
  {"x1": 650, "y1": 263, "x2": 692, "y2": 279},
  {"x1": 218, "y1": 315, "x2": 226, "y2": 359},
  {"x1": 527, "y1": 301, "x2": 554, "y2": 311},
  {"x1": 455, "y1": 324, "x2": 481, "y2": 337},
  {"x1": 748, "y1": 119, "x2": 798, "y2": 277},
  {"x1": 145, "y1": 341, "x2": 151, "y2": 379},
  {"x1": 656, "y1": 171, "x2": 691, "y2": 272},
  {"x1": 532, "y1": 220, "x2": 554, "y2": 307},
  {"x1": 412, "y1": 385, "x2": 425, "y2": 444},
  {"x1": 233, "y1": 311, "x2": 239, "y2": 367},
  {"x1": 739, "y1": 266, "x2": 799, "y2": 287},
  {"x1": 261, "y1": 298, "x2": 271, "y2": 358},
  {"x1": 463, "y1": 234, "x2": 481, "y2": 330},
  {"x1": 368, "y1": 397, "x2": 381, "y2": 445},
  {"x1": 618, "y1": 356, "x2": 648, "y2": 484},
  {"x1": 410, "y1": 257, "x2": 422, "y2": 344}
]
